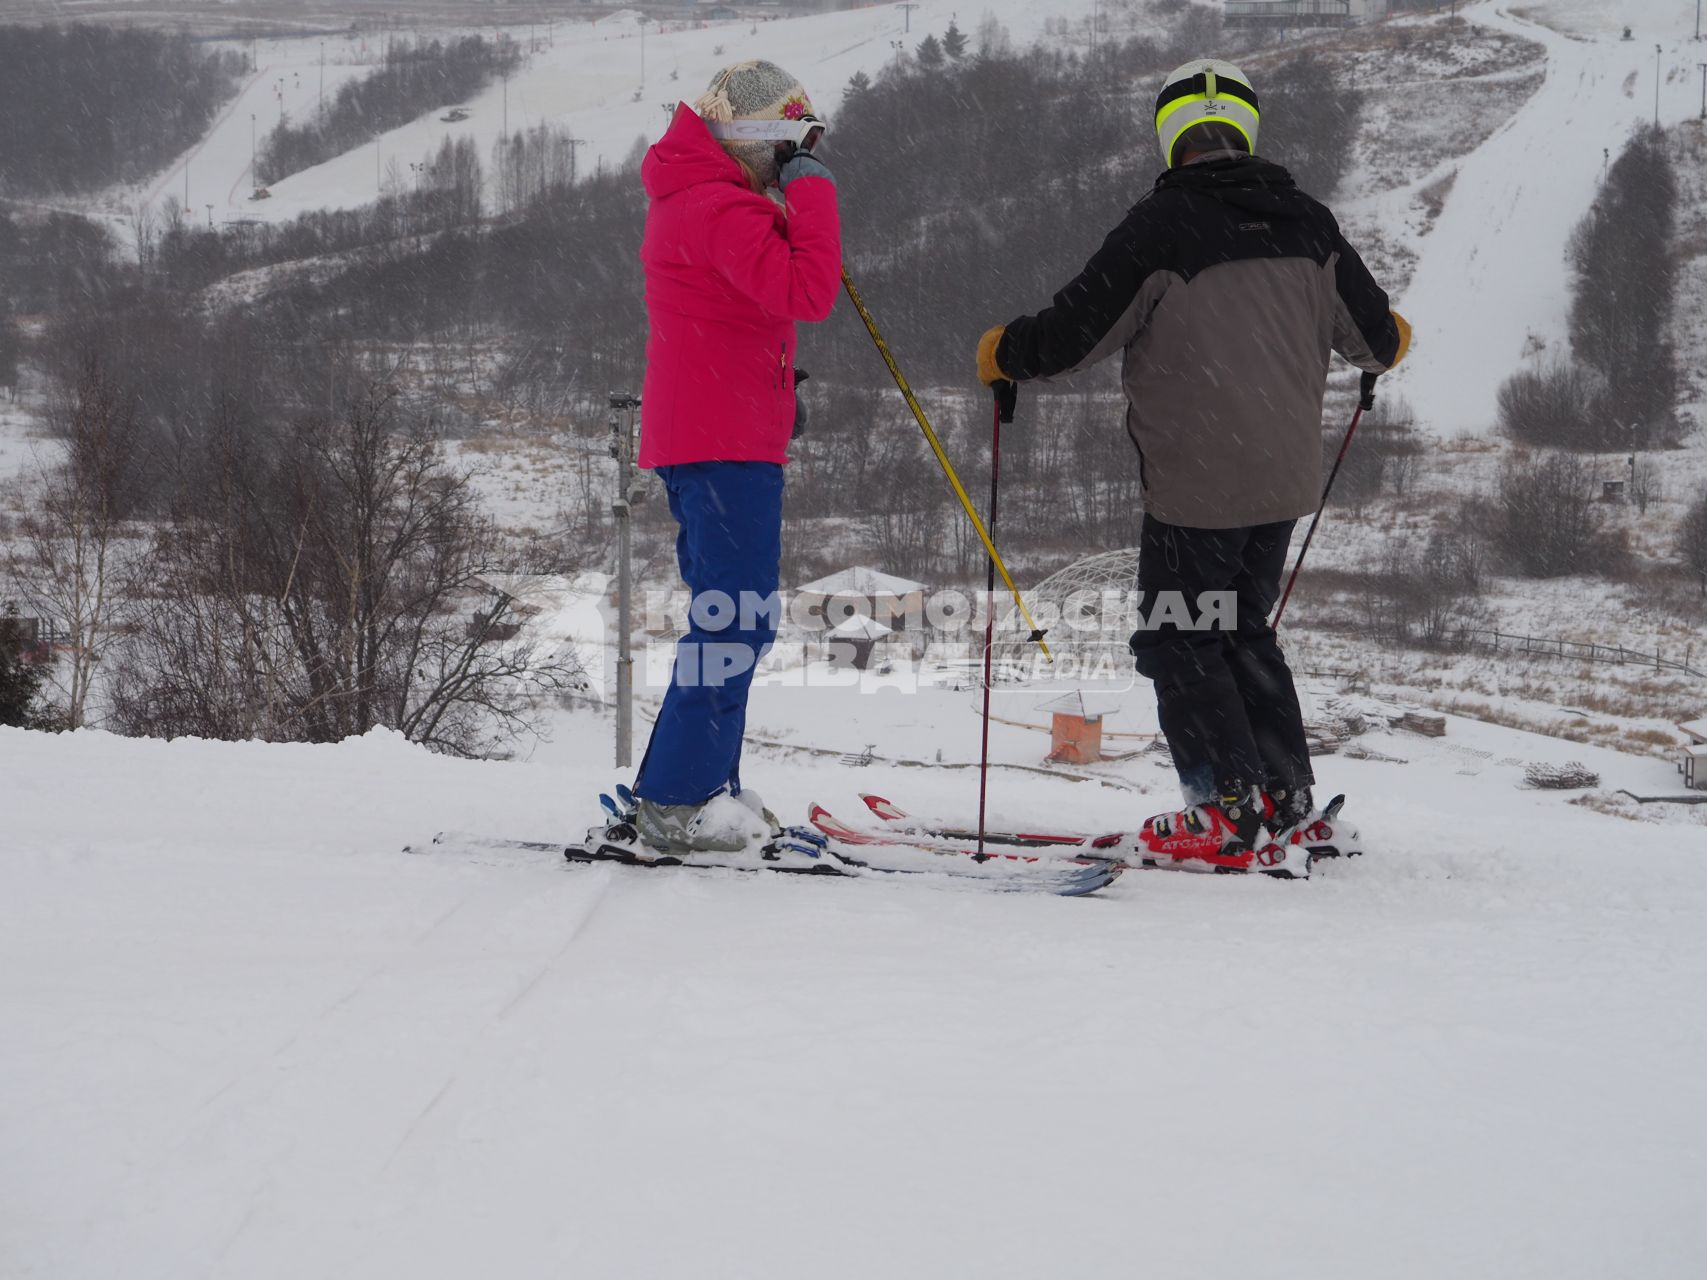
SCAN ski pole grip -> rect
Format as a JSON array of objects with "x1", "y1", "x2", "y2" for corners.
[
  {"x1": 993, "y1": 379, "x2": 1017, "y2": 424},
  {"x1": 1359, "y1": 370, "x2": 1379, "y2": 412}
]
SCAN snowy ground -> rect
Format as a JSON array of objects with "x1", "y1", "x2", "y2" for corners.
[
  {"x1": 0, "y1": 398, "x2": 53, "y2": 495},
  {"x1": 6, "y1": 683, "x2": 1707, "y2": 1278}
]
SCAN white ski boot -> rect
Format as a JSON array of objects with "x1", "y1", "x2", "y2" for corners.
[{"x1": 627, "y1": 792, "x2": 829, "y2": 872}]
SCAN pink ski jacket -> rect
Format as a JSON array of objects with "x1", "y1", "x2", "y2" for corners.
[{"x1": 637, "y1": 104, "x2": 842, "y2": 468}]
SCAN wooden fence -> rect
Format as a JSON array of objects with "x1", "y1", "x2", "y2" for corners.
[{"x1": 1457, "y1": 628, "x2": 1704, "y2": 678}]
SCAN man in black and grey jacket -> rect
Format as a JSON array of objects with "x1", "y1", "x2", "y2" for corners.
[{"x1": 977, "y1": 58, "x2": 1409, "y2": 877}]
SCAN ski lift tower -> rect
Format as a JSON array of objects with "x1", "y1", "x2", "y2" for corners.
[{"x1": 609, "y1": 393, "x2": 643, "y2": 767}]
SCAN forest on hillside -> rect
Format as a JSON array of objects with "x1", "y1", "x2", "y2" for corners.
[{"x1": 0, "y1": 25, "x2": 245, "y2": 195}]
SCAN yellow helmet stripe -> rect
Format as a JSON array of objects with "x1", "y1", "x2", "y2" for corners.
[{"x1": 1155, "y1": 93, "x2": 1261, "y2": 132}]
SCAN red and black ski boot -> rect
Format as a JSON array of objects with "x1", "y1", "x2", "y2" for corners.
[{"x1": 1136, "y1": 787, "x2": 1272, "y2": 873}]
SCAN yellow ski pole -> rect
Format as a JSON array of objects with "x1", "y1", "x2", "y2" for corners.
[{"x1": 839, "y1": 266, "x2": 1051, "y2": 661}]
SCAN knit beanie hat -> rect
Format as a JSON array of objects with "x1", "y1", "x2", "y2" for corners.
[{"x1": 695, "y1": 60, "x2": 816, "y2": 187}]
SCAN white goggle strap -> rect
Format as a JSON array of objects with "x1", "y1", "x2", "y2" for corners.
[{"x1": 706, "y1": 117, "x2": 828, "y2": 145}]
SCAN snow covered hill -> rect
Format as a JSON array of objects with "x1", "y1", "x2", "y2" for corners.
[
  {"x1": 6, "y1": 685, "x2": 1707, "y2": 1278},
  {"x1": 1391, "y1": 0, "x2": 1704, "y2": 436},
  {"x1": 121, "y1": 0, "x2": 1157, "y2": 235},
  {"x1": 86, "y1": 0, "x2": 1702, "y2": 446}
]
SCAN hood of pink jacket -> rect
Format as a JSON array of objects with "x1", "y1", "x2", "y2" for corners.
[{"x1": 642, "y1": 104, "x2": 746, "y2": 201}]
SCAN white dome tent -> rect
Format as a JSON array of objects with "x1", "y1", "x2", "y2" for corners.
[{"x1": 988, "y1": 548, "x2": 1141, "y2": 686}]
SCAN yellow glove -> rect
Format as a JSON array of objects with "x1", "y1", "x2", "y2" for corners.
[
  {"x1": 977, "y1": 325, "x2": 1010, "y2": 386},
  {"x1": 1388, "y1": 310, "x2": 1412, "y2": 370}
]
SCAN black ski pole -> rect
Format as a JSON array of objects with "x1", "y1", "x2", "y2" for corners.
[
  {"x1": 977, "y1": 380, "x2": 1018, "y2": 858},
  {"x1": 1273, "y1": 371, "x2": 1378, "y2": 628}
]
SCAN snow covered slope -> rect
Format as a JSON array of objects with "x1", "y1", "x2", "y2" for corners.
[
  {"x1": 138, "y1": 0, "x2": 1169, "y2": 230},
  {"x1": 5, "y1": 692, "x2": 1707, "y2": 1278},
  {"x1": 1391, "y1": 0, "x2": 1702, "y2": 435}
]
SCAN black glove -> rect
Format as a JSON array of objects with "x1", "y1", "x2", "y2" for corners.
[{"x1": 1359, "y1": 370, "x2": 1379, "y2": 411}]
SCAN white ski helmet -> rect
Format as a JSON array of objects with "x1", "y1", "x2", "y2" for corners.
[{"x1": 1154, "y1": 59, "x2": 1260, "y2": 169}]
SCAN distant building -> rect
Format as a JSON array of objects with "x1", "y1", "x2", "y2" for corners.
[
  {"x1": 793, "y1": 567, "x2": 927, "y2": 633},
  {"x1": 1680, "y1": 718, "x2": 1707, "y2": 790},
  {"x1": 1224, "y1": 1, "x2": 1360, "y2": 29}
]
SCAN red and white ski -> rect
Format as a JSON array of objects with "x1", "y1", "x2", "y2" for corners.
[
  {"x1": 858, "y1": 793, "x2": 1125, "y2": 853},
  {"x1": 853, "y1": 792, "x2": 1363, "y2": 872}
]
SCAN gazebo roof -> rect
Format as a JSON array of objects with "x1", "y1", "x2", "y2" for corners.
[
  {"x1": 826, "y1": 614, "x2": 894, "y2": 641},
  {"x1": 1035, "y1": 690, "x2": 1124, "y2": 720},
  {"x1": 796, "y1": 566, "x2": 927, "y2": 597}
]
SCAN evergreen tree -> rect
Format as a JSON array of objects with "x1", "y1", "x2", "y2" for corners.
[
  {"x1": 943, "y1": 21, "x2": 968, "y2": 60},
  {"x1": 916, "y1": 34, "x2": 945, "y2": 68},
  {"x1": 0, "y1": 313, "x2": 20, "y2": 398},
  {"x1": 0, "y1": 618, "x2": 46, "y2": 729},
  {"x1": 1568, "y1": 133, "x2": 1678, "y2": 446}
]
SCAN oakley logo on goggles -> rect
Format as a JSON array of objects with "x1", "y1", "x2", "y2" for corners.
[{"x1": 707, "y1": 116, "x2": 828, "y2": 147}]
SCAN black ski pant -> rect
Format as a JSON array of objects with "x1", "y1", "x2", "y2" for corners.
[{"x1": 1127, "y1": 514, "x2": 1313, "y2": 806}]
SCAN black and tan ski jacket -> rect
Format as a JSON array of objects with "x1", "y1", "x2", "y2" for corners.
[{"x1": 996, "y1": 153, "x2": 1402, "y2": 530}]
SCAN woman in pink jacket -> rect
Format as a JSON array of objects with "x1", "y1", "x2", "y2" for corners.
[{"x1": 629, "y1": 60, "x2": 842, "y2": 856}]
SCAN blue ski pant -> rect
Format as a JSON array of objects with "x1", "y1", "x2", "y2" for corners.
[
  {"x1": 1127, "y1": 514, "x2": 1314, "y2": 805},
  {"x1": 632, "y1": 461, "x2": 784, "y2": 807}
]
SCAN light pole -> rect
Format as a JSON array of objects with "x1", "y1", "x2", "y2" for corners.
[
  {"x1": 250, "y1": 113, "x2": 256, "y2": 185},
  {"x1": 899, "y1": 1, "x2": 918, "y2": 34},
  {"x1": 1699, "y1": 62, "x2": 1707, "y2": 117},
  {"x1": 608, "y1": 393, "x2": 642, "y2": 769},
  {"x1": 205, "y1": 203, "x2": 214, "y2": 229},
  {"x1": 1656, "y1": 44, "x2": 1663, "y2": 127},
  {"x1": 318, "y1": 41, "x2": 325, "y2": 114}
]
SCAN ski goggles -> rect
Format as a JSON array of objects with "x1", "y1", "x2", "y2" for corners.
[{"x1": 706, "y1": 115, "x2": 828, "y2": 148}]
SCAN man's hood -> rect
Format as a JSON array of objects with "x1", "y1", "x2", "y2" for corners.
[
  {"x1": 643, "y1": 103, "x2": 749, "y2": 199},
  {"x1": 1154, "y1": 155, "x2": 1312, "y2": 218}
]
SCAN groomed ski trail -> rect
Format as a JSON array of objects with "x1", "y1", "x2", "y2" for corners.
[{"x1": 1392, "y1": 2, "x2": 1682, "y2": 435}]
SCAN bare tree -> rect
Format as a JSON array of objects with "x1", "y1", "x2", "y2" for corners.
[
  {"x1": 8, "y1": 355, "x2": 144, "y2": 727},
  {"x1": 1629, "y1": 454, "x2": 1662, "y2": 515},
  {"x1": 129, "y1": 200, "x2": 159, "y2": 273},
  {"x1": 111, "y1": 370, "x2": 581, "y2": 754},
  {"x1": 1493, "y1": 451, "x2": 1604, "y2": 578},
  {"x1": 1680, "y1": 489, "x2": 1707, "y2": 596}
]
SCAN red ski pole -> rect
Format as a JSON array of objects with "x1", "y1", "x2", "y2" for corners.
[
  {"x1": 1274, "y1": 372, "x2": 1378, "y2": 627},
  {"x1": 978, "y1": 381, "x2": 1017, "y2": 858}
]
